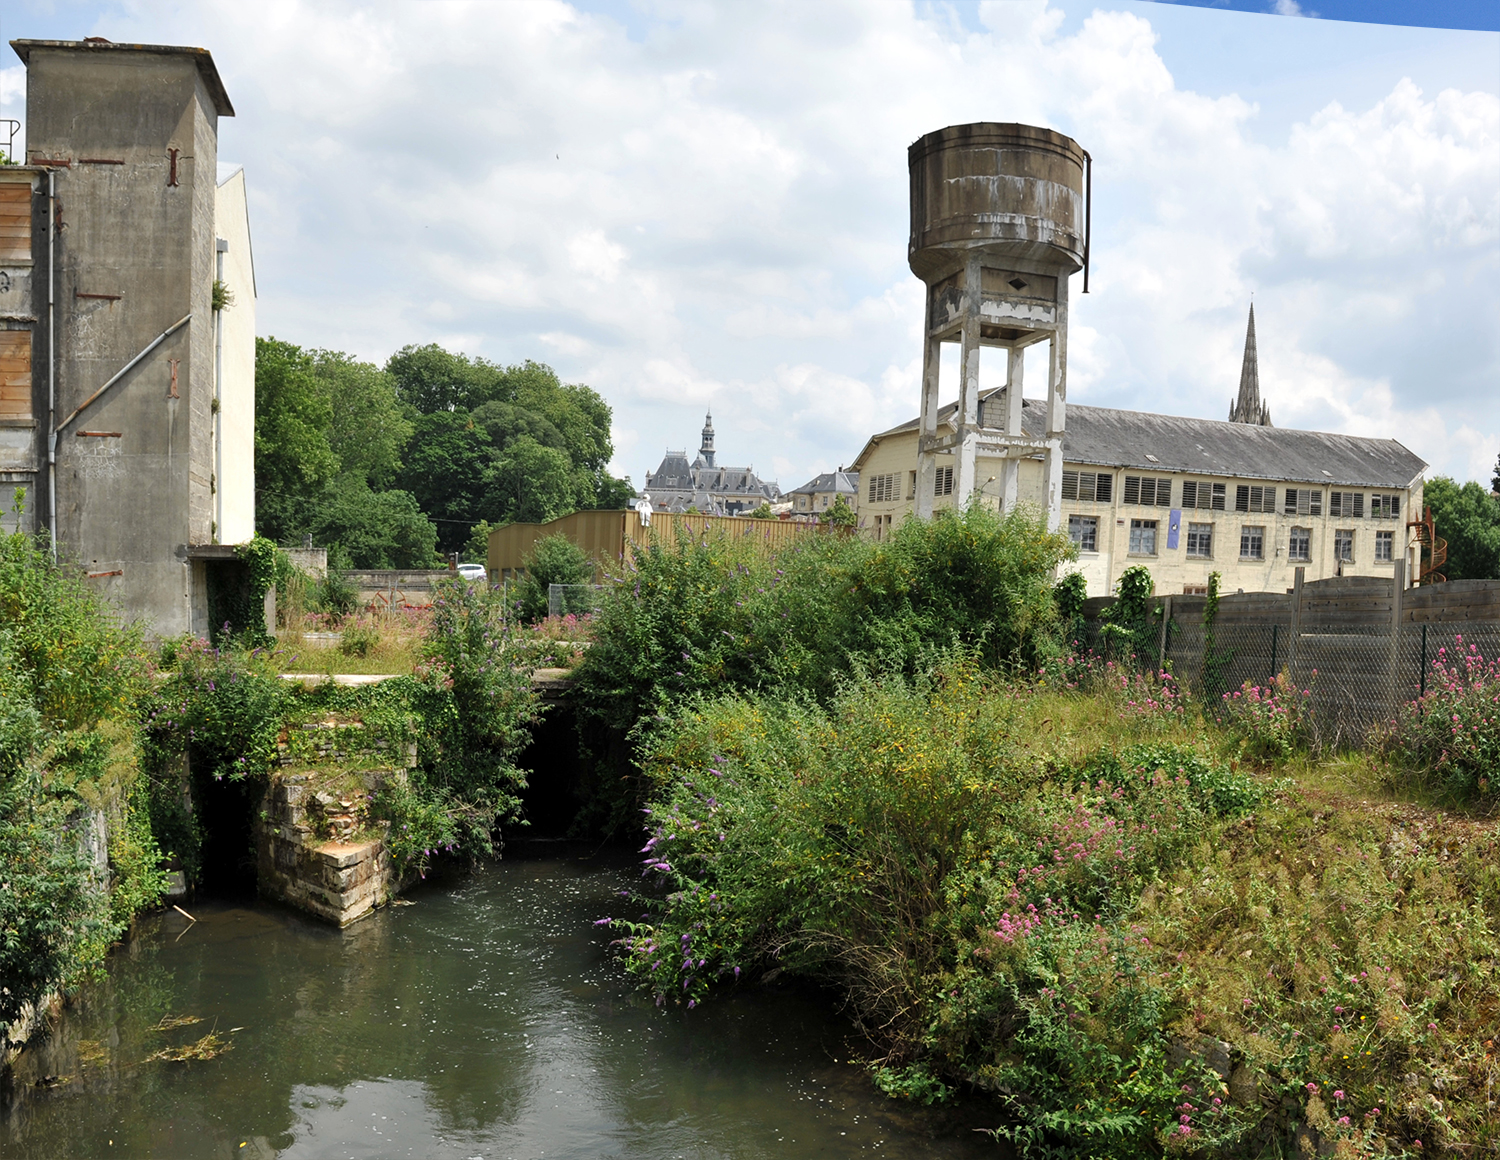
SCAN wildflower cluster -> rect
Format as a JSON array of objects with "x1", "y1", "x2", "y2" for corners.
[
  {"x1": 1216, "y1": 670, "x2": 1313, "y2": 762},
  {"x1": 1040, "y1": 648, "x2": 1187, "y2": 727},
  {"x1": 1380, "y1": 634, "x2": 1499, "y2": 798}
]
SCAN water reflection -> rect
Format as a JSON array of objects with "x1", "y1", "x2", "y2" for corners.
[{"x1": 2, "y1": 851, "x2": 996, "y2": 1159}]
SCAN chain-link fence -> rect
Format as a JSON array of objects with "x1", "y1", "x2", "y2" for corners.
[
  {"x1": 1087, "y1": 614, "x2": 1500, "y2": 750},
  {"x1": 547, "y1": 583, "x2": 602, "y2": 619}
]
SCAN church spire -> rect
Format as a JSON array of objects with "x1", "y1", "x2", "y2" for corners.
[
  {"x1": 1228, "y1": 303, "x2": 1272, "y2": 426},
  {"x1": 699, "y1": 409, "x2": 716, "y2": 469}
]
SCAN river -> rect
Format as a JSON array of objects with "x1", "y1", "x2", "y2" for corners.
[{"x1": 1, "y1": 847, "x2": 998, "y2": 1159}]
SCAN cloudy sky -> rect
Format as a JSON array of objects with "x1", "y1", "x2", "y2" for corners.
[{"x1": 3, "y1": 1, "x2": 1496, "y2": 492}]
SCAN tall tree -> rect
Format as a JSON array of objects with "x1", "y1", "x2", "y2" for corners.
[
  {"x1": 485, "y1": 436, "x2": 576, "y2": 526},
  {"x1": 1424, "y1": 476, "x2": 1500, "y2": 580},
  {"x1": 385, "y1": 344, "x2": 505, "y2": 414},
  {"x1": 395, "y1": 411, "x2": 493, "y2": 553},
  {"x1": 254, "y1": 338, "x2": 339, "y2": 544},
  {"x1": 313, "y1": 351, "x2": 413, "y2": 490}
]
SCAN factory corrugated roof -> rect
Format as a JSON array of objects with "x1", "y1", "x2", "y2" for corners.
[{"x1": 858, "y1": 391, "x2": 1426, "y2": 490}]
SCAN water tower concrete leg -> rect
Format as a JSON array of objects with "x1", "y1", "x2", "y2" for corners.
[
  {"x1": 1001, "y1": 346, "x2": 1024, "y2": 512},
  {"x1": 1043, "y1": 290, "x2": 1070, "y2": 533},
  {"x1": 955, "y1": 257, "x2": 983, "y2": 505},
  {"x1": 916, "y1": 334, "x2": 941, "y2": 519}
]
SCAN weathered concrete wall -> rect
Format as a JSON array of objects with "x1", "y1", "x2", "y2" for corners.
[
  {"x1": 21, "y1": 42, "x2": 227, "y2": 636},
  {"x1": 343, "y1": 568, "x2": 454, "y2": 608}
]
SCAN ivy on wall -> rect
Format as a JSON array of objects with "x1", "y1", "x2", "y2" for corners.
[{"x1": 204, "y1": 537, "x2": 281, "y2": 645}]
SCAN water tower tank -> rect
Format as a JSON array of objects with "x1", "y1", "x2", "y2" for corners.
[
  {"x1": 909, "y1": 123, "x2": 1087, "y2": 280},
  {"x1": 905, "y1": 123, "x2": 1090, "y2": 529}
]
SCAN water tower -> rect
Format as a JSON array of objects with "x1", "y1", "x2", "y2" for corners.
[{"x1": 908, "y1": 123, "x2": 1090, "y2": 529}]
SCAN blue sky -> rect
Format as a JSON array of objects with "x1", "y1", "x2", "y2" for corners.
[{"x1": 2, "y1": 1, "x2": 1495, "y2": 491}]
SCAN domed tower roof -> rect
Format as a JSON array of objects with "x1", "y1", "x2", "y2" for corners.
[{"x1": 699, "y1": 410, "x2": 716, "y2": 469}]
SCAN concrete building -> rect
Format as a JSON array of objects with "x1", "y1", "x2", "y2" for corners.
[
  {"x1": 905, "y1": 123, "x2": 1089, "y2": 531},
  {"x1": 2, "y1": 37, "x2": 255, "y2": 636},
  {"x1": 641, "y1": 411, "x2": 781, "y2": 515},
  {"x1": 788, "y1": 469, "x2": 859, "y2": 517}
]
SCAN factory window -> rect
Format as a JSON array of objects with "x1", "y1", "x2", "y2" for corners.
[
  {"x1": 1289, "y1": 527, "x2": 1312, "y2": 561},
  {"x1": 1375, "y1": 530, "x2": 1394, "y2": 562},
  {"x1": 1240, "y1": 525, "x2": 1264, "y2": 560},
  {"x1": 1335, "y1": 529, "x2": 1354, "y2": 562},
  {"x1": 1234, "y1": 484, "x2": 1273, "y2": 513},
  {"x1": 1182, "y1": 584, "x2": 1209, "y2": 595},
  {"x1": 1061, "y1": 471, "x2": 1112, "y2": 502},
  {"x1": 1370, "y1": 494, "x2": 1402, "y2": 520},
  {"x1": 1123, "y1": 476, "x2": 1171, "y2": 507},
  {"x1": 1330, "y1": 491, "x2": 1364, "y2": 519},
  {"x1": 1186, "y1": 523, "x2": 1213, "y2": 558},
  {"x1": 0, "y1": 330, "x2": 31, "y2": 420},
  {"x1": 1283, "y1": 489, "x2": 1323, "y2": 516},
  {"x1": 1128, "y1": 519, "x2": 1157, "y2": 555},
  {"x1": 1181, "y1": 481, "x2": 1225, "y2": 510},
  {"x1": 1068, "y1": 515, "x2": 1098, "y2": 553},
  {"x1": 867, "y1": 473, "x2": 898, "y2": 503},
  {"x1": 935, "y1": 466, "x2": 954, "y2": 497}
]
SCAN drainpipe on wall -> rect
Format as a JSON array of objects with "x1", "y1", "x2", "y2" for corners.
[
  {"x1": 46, "y1": 170, "x2": 56, "y2": 562},
  {"x1": 214, "y1": 237, "x2": 226, "y2": 543}
]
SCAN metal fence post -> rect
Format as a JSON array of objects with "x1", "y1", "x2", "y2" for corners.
[
  {"x1": 1419, "y1": 622, "x2": 1427, "y2": 699},
  {"x1": 1156, "y1": 595, "x2": 1172, "y2": 674},
  {"x1": 1270, "y1": 623, "x2": 1278, "y2": 682},
  {"x1": 1388, "y1": 558, "x2": 1406, "y2": 717}
]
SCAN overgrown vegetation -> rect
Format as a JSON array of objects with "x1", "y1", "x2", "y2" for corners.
[
  {"x1": 586, "y1": 501, "x2": 1500, "y2": 1156},
  {"x1": 571, "y1": 502, "x2": 1073, "y2": 831},
  {"x1": 514, "y1": 534, "x2": 595, "y2": 624},
  {"x1": 0, "y1": 499, "x2": 162, "y2": 1041}
]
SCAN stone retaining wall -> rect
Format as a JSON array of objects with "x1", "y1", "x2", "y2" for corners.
[{"x1": 254, "y1": 770, "x2": 408, "y2": 927}]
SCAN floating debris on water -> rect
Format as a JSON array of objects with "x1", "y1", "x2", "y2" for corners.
[
  {"x1": 146, "y1": 1032, "x2": 232, "y2": 1063},
  {"x1": 152, "y1": 1014, "x2": 204, "y2": 1032}
]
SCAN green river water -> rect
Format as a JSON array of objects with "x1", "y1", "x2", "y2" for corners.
[{"x1": 1, "y1": 848, "x2": 998, "y2": 1159}]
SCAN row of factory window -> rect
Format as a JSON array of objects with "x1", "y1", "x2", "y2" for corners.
[
  {"x1": 865, "y1": 467, "x2": 1406, "y2": 519},
  {"x1": 1062, "y1": 471, "x2": 1402, "y2": 519},
  {"x1": 1069, "y1": 515, "x2": 1395, "y2": 563}
]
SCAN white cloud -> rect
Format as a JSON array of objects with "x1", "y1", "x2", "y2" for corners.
[{"x1": 3, "y1": 0, "x2": 1493, "y2": 489}]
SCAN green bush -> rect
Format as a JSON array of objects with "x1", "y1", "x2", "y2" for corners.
[
  {"x1": 1214, "y1": 672, "x2": 1314, "y2": 765},
  {"x1": 604, "y1": 655, "x2": 1234, "y2": 1155},
  {"x1": 572, "y1": 503, "x2": 1073, "y2": 831},
  {"x1": 374, "y1": 577, "x2": 544, "y2": 870},
  {"x1": 317, "y1": 570, "x2": 360, "y2": 617},
  {"x1": 0, "y1": 508, "x2": 161, "y2": 1038},
  {"x1": 340, "y1": 622, "x2": 380, "y2": 657},
  {"x1": 515, "y1": 534, "x2": 595, "y2": 623}
]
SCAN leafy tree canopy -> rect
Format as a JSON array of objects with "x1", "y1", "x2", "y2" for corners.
[
  {"x1": 258, "y1": 340, "x2": 632, "y2": 560},
  {"x1": 254, "y1": 338, "x2": 339, "y2": 531},
  {"x1": 1424, "y1": 476, "x2": 1500, "y2": 580},
  {"x1": 314, "y1": 351, "x2": 412, "y2": 491}
]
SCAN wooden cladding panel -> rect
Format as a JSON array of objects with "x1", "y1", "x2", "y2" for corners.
[
  {"x1": 0, "y1": 185, "x2": 31, "y2": 265},
  {"x1": 0, "y1": 330, "x2": 32, "y2": 419}
]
